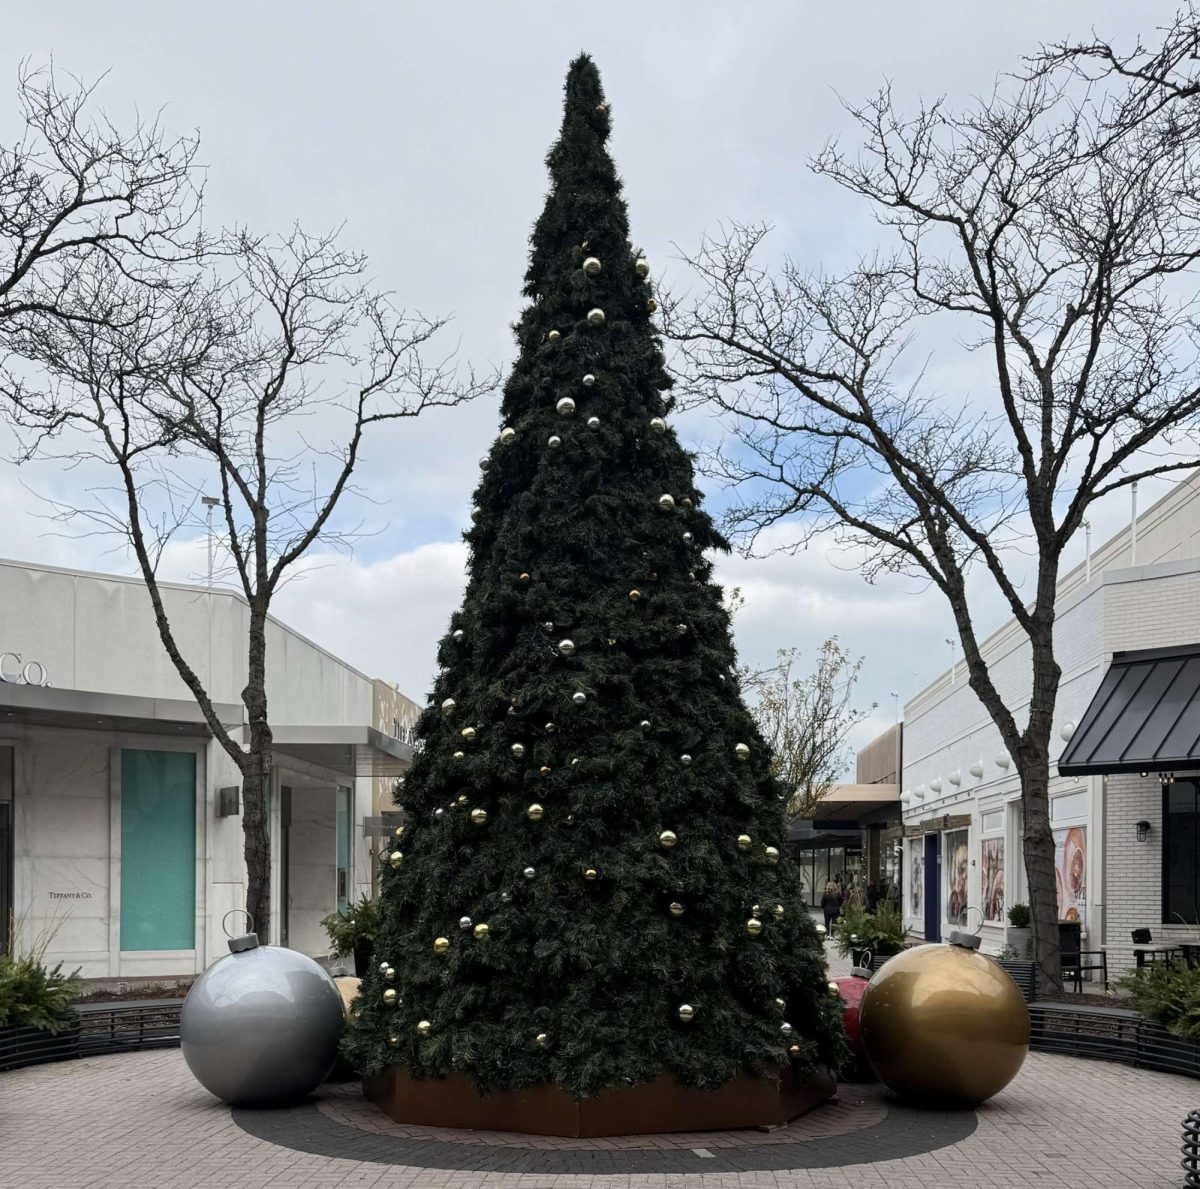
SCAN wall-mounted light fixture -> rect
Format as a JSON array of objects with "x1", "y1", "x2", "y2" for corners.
[{"x1": 1136, "y1": 820, "x2": 1151, "y2": 843}]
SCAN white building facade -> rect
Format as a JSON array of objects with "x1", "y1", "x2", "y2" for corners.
[
  {"x1": 0, "y1": 558, "x2": 410, "y2": 980},
  {"x1": 899, "y1": 475, "x2": 1200, "y2": 974}
]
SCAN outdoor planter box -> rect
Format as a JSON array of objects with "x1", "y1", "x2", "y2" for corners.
[
  {"x1": 0, "y1": 1018, "x2": 81, "y2": 1072},
  {"x1": 1139, "y1": 1020, "x2": 1200, "y2": 1078}
]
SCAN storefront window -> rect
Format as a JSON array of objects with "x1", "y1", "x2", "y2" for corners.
[
  {"x1": 1165, "y1": 781, "x2": 1200, "y2": 924},
  {"x1": 120, "y1": 749, "x2": 196, "y2": 950},
  {"x1": 944, "y1": 829, "x2": 969, "y2": 926}
]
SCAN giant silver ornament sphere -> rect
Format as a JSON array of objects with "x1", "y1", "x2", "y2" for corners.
[{"x1": 181, "y1": 934, "x2": 344, "y2": 1106}]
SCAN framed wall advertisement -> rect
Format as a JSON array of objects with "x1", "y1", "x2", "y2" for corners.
[
  {"x1": 1054, "y1": 825, "x2": 1086, "y2": 930},
  {"x1": 908, "y1": 838, "x2": 924, "y2": 918},
  {"x1": 981, "y1": 837, "x2": 1005, "y2": 923},
  {"x1": 944, "y1": 829, "x2": 969, "y2": 926}
]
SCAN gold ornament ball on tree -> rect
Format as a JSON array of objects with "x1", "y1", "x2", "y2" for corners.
[
  {"x1": 556, "y1": 397, "x2": 576, "y2": 416},
  {"x1": 470, "y1": 808, "x2": 488, "y2": 826},
  {"x1": 535, "y1": 1032, "x2": 549, "y2": 1048},
  {"x1": 735, "y1": 742, "x2": 750, "y2": 761},
  {"x1": 582, "y1": 255, "x2": 602, "y2": 275},
  {"x1": 582, "y1": 373, "x2": 596, "y2": 386},
  {"x1": 473, "y1": 923, "x2": 489, "y2": 939},
  {"x1": 452, "y1": 628, "x2": 465, "y2": 642},
  {"x1": 511, "y1": 742, "x2": 526, "y2": 758},
  {"x1": 547, "y1": 435, "x2": 562, "y2": 449},
  {"x1": 500, "y1": 426, "x2": 516, "y2": 445},
  {"x1": 659, "y1": 830, "x2": 677, "y2": 848},
  {"x1": 518, "y1": 571, "x2": 532, "y2": 584},
  {"x1": 433, "y1": 937, "x2": 450, "y2": 954},
  {"x1": 774, "y1": 997, "x2": 786, "y2": 1010},
  {"x1": 789, "y1": 1044, "x2": 802, "y2": 1057},
  {"x1": 456, "y1": 793, "x2": 469, "y2": 805},
  {"x1": 557, "y1": 639, "x2": 576, "y2": 656},
  {"x1": 634, "y1": 257, "x2": 649, "y2": 277},
  {"x1": 773, "y1": 904, "x2": 785, "y2": 920},
  {"x1": 678, "y1": 1004, "x2": 695, "y2": 1022},
  {"x1": 647, "y1": 297, "x2": 658, "y2": 312},
  {"x1": 746, "y1": 918, "x2": 763, "y2": 936},
  {"x1": 539, "y1": 764, "x2": 553, "y2": 777},
  {"x1": 383, "y1": 989, "x2": 398, "y2": 1006},
  {"x1": 765, "y1": 846, "x2": 780, "y2": 864},
  {"x1": 417, "y1": 1020, "x2": 431, "y2": 1036},
  {"x1": 657, "y1": 493, "x2": 675, "y2": 510},
  {"x1": 737, "y1": 834, "x2": 752, "y2": 850},
  {"x1": 629, "y1": 588, "x2": 642, "y2": 601},
  {"x1": 387, "y1": 1034, "x2": 400, "y2": 1048},
  {"x1": 572, "y1": 691, "x2": 587, "y2": 705},
  {"x1": 547, "y1": 329, "x2": 561, "y2": 342},
  {"x1": 586, "y1": 416, "x2": 601, "y2": 429},
  {"x1": 441, "y1": 698, "x2": 456, "y2": 716},
  {"x1": 583, "y1": 867, "x2": 598, "y2": 880},
  {"x1": 461, "y1": 726, "x2": 476, "y2": 742},
  {"x1": 452, "y1": 750, "x2": 465, "y2": 762},
  {"x1": 393, "y1": 824, "x2": 405, "y2": 839},
  {"x1": 751, "y1": 904, "x2": 762, "y2": 919},
  {"x1": 649, "y1": 417, "x2": 666, "y2": 434},
  {"x1": 859, "y1": 940, "x2": 1030, "y2": 1107},
  {"x1": 780, "y1": 1021, "x2": 793, "y2": 1036},
  {"x1": 587, "y1": 308, "x2": 605, "y2": 326},
  {"x1": 389, "y1": 851, "x2": 403, "y2": 870},
  {"x1": 669, "y1": 901, "x2": 684, "y2": 917},
  {"x1": 526, "y1": 803, "x2": 544, "y2": 821},
  {"x1": 679, "y1": 753, "x2": 692, "y2": 765}
]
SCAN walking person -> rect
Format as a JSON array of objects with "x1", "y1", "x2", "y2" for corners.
[{"x1": 821, "y1": 881, "x2": 841, "y2": 934}]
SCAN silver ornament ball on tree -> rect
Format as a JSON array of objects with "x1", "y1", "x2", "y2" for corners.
[
  {"x1": 500, "y1": 426, "x2": 516, "y2": 445},
  {"x1": 556, "y1": 397, "x2": 576, "y2": 416},
  {"x1": 678, "y1": 1004, "x2": 695, "y2": 1022},
  {"x1": 582, "y1": 373, "x2": 596, "y2": 387},
  {"x1": 634, "y1": 257, "x2": 650, "y2": 277},
  {"x1": 180, "y1": 933, "x2": 344, "y2": 1107},
  {"x1": 657, "y1": 493, "x2": 675, "y2": 510},
  {"x1": 587, "y1": 308, "x2": 606, "y2": 326},
  {"x1": 649, "y1": 417, "x2": 666, "y2": 434},
  {"x1": 547, "y1": 435, "x2": 562, "y2": 449},
  {"x1": 572, "y1": 690, "x2": 587, "y2": 706},
  {"x1": 586, "y1": 416, "x2": 601, "y2": 429},
  {"x1": 441, "y1": 698, "x2": 456, "y2": 716},
  {"x1": 557, "y1": 638, "x2": 576, "y2": 656},
  {"x1": 582, "y1": 256, "x2": 602, "y2": 275}
]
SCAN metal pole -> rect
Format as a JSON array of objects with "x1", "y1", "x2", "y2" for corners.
[
  {"x1": 1131, "y1": 481, "x2": 1139, "y2": 565},
  {"x1": 201, "y1": 496, "x2": 219, "y2": 588},
  {"x1": 1084, "y1": 520, "x2": 1092, "y2": 582},
  {"x1": 946, "y1": 638, "x2": 957, "y2": 686}
]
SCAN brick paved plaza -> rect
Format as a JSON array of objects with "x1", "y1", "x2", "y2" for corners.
[{"x1": 0, "y1": 1038, "x2": 1193, "y2": 1188}]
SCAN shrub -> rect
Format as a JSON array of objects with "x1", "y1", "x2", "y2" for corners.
[
  {"x1": 0, "y1": 954, "x2": 82, "y2": 1034},
  {"x1": 831, "y1": 899, "x2": 908, "y2": 958},
  {"x1": 321, "y1": 894, "x2": 379, "y2": 958},
  {"x1": 1007, "y1": 903, "x2": 1031, "y2": 929},
  {"x1": 1120, "y1": 963, "x2": 1200, "y2": 1039}
]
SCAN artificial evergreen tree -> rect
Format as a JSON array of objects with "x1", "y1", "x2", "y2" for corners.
[{"x1": 344, "y1": 54, "x2": 843, "y2": 1099}]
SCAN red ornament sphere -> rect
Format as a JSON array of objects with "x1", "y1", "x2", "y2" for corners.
[{"x1": 833, "y1": 974, "x2": 873, "y2": 1081}]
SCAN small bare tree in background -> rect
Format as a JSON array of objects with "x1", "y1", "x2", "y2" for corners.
[
  {"x1": 668, "y1": 13, "x2": 1200, "y2": 988},
  {"x1": 0, "y1": 64, "x2": 200, "y2": 325},
  {"x1": 745, "y1": 638, "x2": 873, "y2": 817},
  {"x1": 2, "y1": 229, "x2": 485, "y2": 938}
]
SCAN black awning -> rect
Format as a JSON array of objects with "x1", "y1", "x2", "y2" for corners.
[{"x1": 1058, "y1": 644, "x2": 1200, "y2": 776}]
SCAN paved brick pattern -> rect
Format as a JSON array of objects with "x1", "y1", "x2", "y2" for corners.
[{"x1": 0, "y1": 1039, "x2": 1195, "y2": 1187}]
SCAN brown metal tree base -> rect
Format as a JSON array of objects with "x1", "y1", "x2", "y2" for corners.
[{"x1": 363, "y1": 1064, "x2": 837, "y2": 1137}]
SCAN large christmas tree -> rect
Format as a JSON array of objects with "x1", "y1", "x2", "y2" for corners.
[{"x1": 345, "y1": 55, "x2": 843, "y2": 1099}]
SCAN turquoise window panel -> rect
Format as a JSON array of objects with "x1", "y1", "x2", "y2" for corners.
[{"x1": 120, "y1": 749, "x2": 196, "y2": 950}]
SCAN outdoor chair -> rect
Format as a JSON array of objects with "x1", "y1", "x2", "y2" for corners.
[
  {"x1": 1130, "y1": 927, "x2": 1184, "y2": 968},
  {"x1": 1059, "y1": 921, "x2": 1108, "y2": 992}
]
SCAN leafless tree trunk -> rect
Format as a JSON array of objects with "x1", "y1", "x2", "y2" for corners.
[
  {"x1": 3, "y1": 229, "x2": 487, "y2": 939},
  {"x1": 667, "y1": 15, "x2": 1200, "y2": 989}
]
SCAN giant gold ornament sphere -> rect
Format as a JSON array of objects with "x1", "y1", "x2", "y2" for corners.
[
  {"x1": 582, "y1": 256, "x2": 602, "y2": 276},
  {"x1": 473, "y1": 923, "x2": 489, "y2": 939},
  {"x1": 558, "y1": 638, "x2": 576, "y2": 656},
  {"x1": 556, "y1": 397, "x2": 576, "y2": 416},
  {"x1": 417, "y1": 1019, "x2": 431, "y2": 1036},
  {"x1": 433, "y1": 937, "x2": 450, "y2": 954},
  {"x1": 511, "y1": 742, "x2": 526, "y2": 759},
  {"x1": 658, "y1": 493, "x2": 676, "y2": 510},
  {"x1": 659, "y1": 829, "x2": 677, "y2": 849},
  {"x1": 527, "y1": 803, "x2": 545, "y2": 821},
  {"x1": 678, "y1": 1003, "x2": 695, "y2": 1022},
  {"x1": 735, "y1": 742, "x2": 751, "y2": 761},
  {"x1": 635, "y1": 258, "x2": 649, "y2": 278},
  {"x1": 500, "y1": 426, "x2": 516, "y2": 445},
  {"x1": 470, "y1": 808, "x2": 488, "y2": 826},
  {"x1": 383, "y1": 989, "x2": 398, "y2": 1006},
  {"x1": 389, "y1": 851, "x2": 403, "y2": 870},
  {"x1": 746, "y1": 918, "x2": 764, "y2": 936},
  {"x1": 587, "y1": 308, "x2": 606, "y2": 326},
  {"x1": 736, "y1": 834, "x2": 752, "y2": 851},
  {"x1": 859, "y1": 942, "x2": 1030, "y2": 1107},
  {"x1": 441, "y1": 698, "x2": 456, "y2": 716},
  {"x1": 669, "y1": 901, "x2": 684, "y2": 917},
  {"x1": 586, "y1": 416, "x2": 601, "y2": 429}
]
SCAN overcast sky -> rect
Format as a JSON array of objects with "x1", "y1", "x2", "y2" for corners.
[{"x1": 1, "y1": 1, "x2": 1187, "y2": 760}]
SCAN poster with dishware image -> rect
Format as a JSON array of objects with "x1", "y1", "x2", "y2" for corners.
[
  {"x1": 945, "y1": 829, "x2": 969, "y2": 926},
  {"x1": 1054, "y1": 826, "x2": 1086, "y2": 929},
  {"x1": 982, "y1": 837, "x2": 1005, "y2": 922}
]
